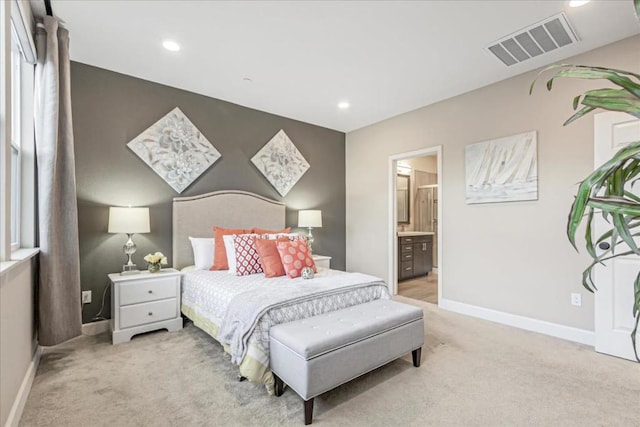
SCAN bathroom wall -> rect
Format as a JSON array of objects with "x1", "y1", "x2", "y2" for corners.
[{"x1": 397, "y1": 156, "x2": 437, "y2": 231}]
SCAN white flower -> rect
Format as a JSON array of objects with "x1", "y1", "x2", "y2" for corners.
[{"x1": 144, "y1": 252, "x2": 167, "y2": 265}]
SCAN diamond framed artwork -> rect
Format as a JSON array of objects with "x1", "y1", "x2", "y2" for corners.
[
  {"x1": 465, "y1": 131, "x2": 538, "y2": 204},
  {"x1": 251, "y1": 129, "x2": 310, "y2": 197},
  {"x1": 127, "y1": 107, "x2": 221, "y2": 193}
]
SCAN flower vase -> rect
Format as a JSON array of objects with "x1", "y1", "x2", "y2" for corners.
[{"x1": 148, "y1": 263, "x2": 161, "y2": 273}]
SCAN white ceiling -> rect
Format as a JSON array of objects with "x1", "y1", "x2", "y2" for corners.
[{"x1": 46, "y1": 0, "x2": 639, "y2": 132}]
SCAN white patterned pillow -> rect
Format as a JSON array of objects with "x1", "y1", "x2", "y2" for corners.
[
  {"x1": 233, "y1": 234, "x2": 263, "y2": 276},
  {"x1": 223, "y1": 233, "x2": 260, "y2": 275}
]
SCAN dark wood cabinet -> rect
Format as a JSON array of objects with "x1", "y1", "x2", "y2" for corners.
[{"x1": 398, "y1": 235, "x2": 433, "y2": 281}]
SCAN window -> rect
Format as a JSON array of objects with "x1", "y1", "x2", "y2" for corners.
[
  {"x1": 10, "y1": 23, "x2": 22, "y2": 251},
  {"x1": 1, "y1": 2, "x2": 36, "y2": 261}
]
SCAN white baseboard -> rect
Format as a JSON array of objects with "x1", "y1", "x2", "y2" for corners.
[
  {"x1": 439, "y1": 298, "x2": 595, "y2": 346},
  {"x1": 4, "y1": 346, "x2": 41, "y2": 427},
  {"x1": 82, "y1": 319, "x2": 110, "y2": 336}
]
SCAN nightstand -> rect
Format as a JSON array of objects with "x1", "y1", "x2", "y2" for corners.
[
  {"x1": 312, "y1": 254, "x2": 332, "y2": 269},
  {"x1": 109, "y1": 268, "x2": 183, "y2": 344}
]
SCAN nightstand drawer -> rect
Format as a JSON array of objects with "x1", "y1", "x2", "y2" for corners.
[
  {"x1": 119, "y1": 276, "x2": 178, "y2": 306},
  {"x1": 120, "y1": 298, "x2": 177, "y2": 329}
]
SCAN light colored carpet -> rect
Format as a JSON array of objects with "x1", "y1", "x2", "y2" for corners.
[{"x1": 20, "y1": 296, "x2": 640, "y2": 426}]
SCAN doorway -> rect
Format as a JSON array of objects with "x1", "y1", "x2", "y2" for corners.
[{"x1": 388, "y1": 146, "x2": 442, "y2": 305}]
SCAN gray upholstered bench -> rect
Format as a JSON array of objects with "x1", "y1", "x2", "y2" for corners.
[{"x1": 269, "y1": 299, "x2": 424, "y2": 425}]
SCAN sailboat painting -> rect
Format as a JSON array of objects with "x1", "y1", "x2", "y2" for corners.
[{"x1": 465, "y1": 131, "x2": 538, "y2": 204}]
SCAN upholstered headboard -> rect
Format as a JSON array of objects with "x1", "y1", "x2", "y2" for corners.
[{"x1": 172, "y1": 190, "x2": 286, "y2": 269}]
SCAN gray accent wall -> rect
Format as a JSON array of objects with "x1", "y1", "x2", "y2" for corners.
[{"x1": 71, "y1": 62, "x2": 346, "y2": 324}]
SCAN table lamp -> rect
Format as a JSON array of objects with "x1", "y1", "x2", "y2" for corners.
[
  {"x1": 108, "y1": 206, "x2": 150, "y2": 274},
  {"x1": 298, "y1": 210, "x2": 322, "y2": 254}
]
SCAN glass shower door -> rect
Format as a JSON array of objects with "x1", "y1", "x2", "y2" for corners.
[{"x1": 417, "y1": 185, "x2": 438, "y2": 268}]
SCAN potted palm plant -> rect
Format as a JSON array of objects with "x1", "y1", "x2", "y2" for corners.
[{"x1": 530, "y1": 25, "x2": 640, "y2": 359}]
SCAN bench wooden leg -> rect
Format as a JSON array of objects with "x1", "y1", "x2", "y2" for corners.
[
  {"x1": 304, "y1": 398, "x2": 314, "y2": 425},
  {"x1": 412, "y1": 347, "x2": 422, "y2": 367},
  {"x1": 273, "y1": 374, "x2": 284, "y2": 397}
]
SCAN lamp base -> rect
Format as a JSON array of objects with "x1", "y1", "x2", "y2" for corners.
[
  {"x1": 120, "y1": 234, "x2": 140, "y2": 275},
  {"x1": 307, "y1": 227, "x2": 314, "y2": 255},
  {"x1": 120, "y1": 264, "x2": 141, "y2": 275}
]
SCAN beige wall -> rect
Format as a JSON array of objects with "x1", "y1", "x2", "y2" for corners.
[
  {"x1": 0, "y1": 2, "x2": 38, "y2": 425},
  {"x1": 402, "y1": 156, "x2": 437, "y2": 174},
  {"x1": 346, "y1": 35, "x2": 640, "y2": 332},
  {"x1": 0, "y1": 259, "x2": 37, "y2": 426}
]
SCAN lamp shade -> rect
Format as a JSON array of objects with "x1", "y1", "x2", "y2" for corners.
[
  {"x1": 298, "y1": 210, "x2": 322, "y2": 228},
  {"x1": 108, "y1": 207, "x2": 150, "y2": 234}
]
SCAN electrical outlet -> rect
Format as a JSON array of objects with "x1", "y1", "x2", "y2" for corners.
[
  {"x1": 571, "y1": 293, "x2": 581, "y2": 307},
  {"x1": 82, "y1": 290, "x2": 92, "y2": 304}
]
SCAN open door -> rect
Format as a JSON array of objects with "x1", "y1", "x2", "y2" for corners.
[{"x1": 593, "y1": 112, "x2": 640, "y2": 360}]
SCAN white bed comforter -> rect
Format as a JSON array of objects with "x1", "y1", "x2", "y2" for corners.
[{"x1": 182, "y1": 268, "x2": 390, "y2": 365}]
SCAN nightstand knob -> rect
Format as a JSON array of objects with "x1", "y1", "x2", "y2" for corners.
[
  {"x1": 148, "y1": 290, "x2": 153, "y2": 294},
  {"x1": 148, "y1": 312, "x2": 153, "y2": 316}
]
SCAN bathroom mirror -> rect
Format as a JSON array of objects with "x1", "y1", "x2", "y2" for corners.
[{"x1": 397, "y1": 174, "x2": 410, "y2": 224}]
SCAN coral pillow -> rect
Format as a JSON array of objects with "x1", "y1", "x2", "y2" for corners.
[
  {"x1": 252, "y1": 227, "x2": 291, "y2": 235},
  {"x1": 233, "y1": 234, "x2": 263, "y2": 276},
  {"x1": 254, "y1": 237, "x2": 289, "y2": 278},
  {"x1": 276, "y1": 239, "x2": 316, "y2": 279},
  {"x1": 211, "y1": 227, "x2": 250, "y2": 270}
]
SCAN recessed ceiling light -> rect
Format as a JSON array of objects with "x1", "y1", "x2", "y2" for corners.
[
  {"x1": 338, "y1": 101, "x2": 350, "y2": 110},
  {"x1": 162, "y1": 40, "x2": 181, "y2": 52},
  {"x1": 569, "y1": 0, "x2": 590, "y2": 7},
  {"x1": 243, "y1": 77, "x2": 253, "y2": 83}
]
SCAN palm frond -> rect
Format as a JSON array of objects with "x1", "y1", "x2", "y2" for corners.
[{"x1": 532, "y1": 63, "x2": 640, "y2": 361}]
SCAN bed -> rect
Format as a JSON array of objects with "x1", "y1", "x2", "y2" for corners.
[{"x1": 172, "y1": 191, "x2": 390, "y2": 393}]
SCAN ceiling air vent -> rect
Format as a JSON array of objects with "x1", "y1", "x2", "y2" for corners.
[{"x1": 486, "y1": 12, "x2": 579, "y2": 67}]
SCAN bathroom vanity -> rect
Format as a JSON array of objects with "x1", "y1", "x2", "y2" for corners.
[{"x1": 397, "y1": 232, "x2": 433, "y2": 281}]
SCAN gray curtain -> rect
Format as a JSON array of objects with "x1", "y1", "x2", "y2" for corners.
[{"x1": 34, "y1": 16, "x2": 81, "y2": 346}]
